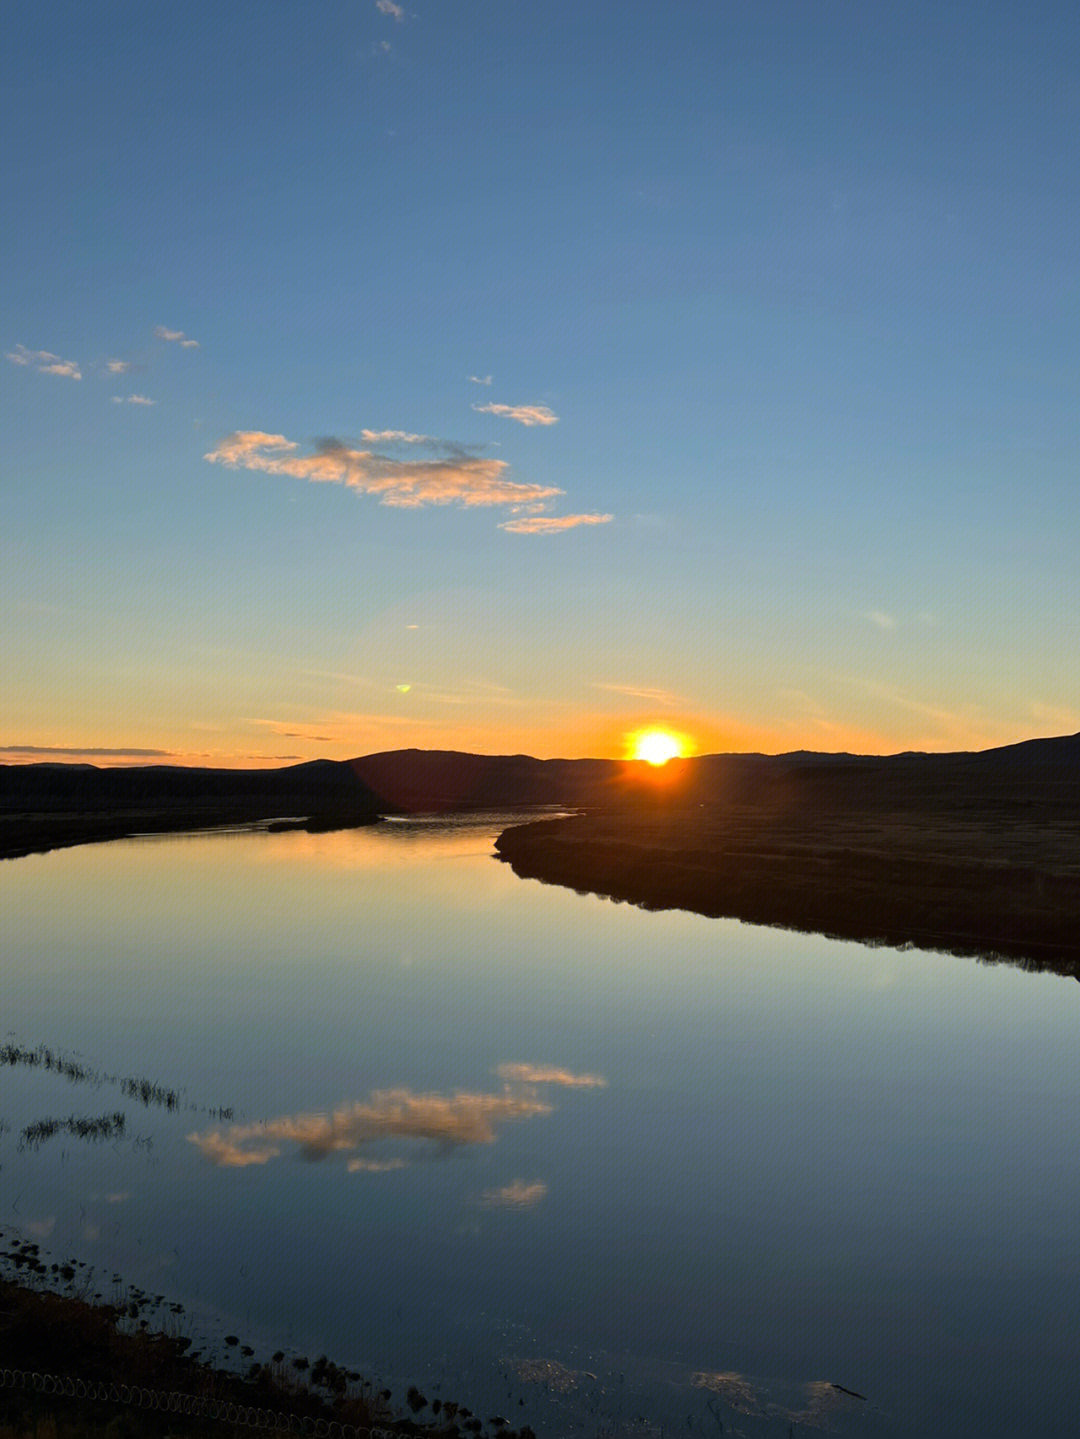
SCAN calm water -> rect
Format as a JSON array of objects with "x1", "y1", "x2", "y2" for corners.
[{"x1": 2, "y1": 818, "x2": 1079, "y2": 1436}]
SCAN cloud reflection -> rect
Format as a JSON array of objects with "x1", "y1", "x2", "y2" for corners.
[
  {"x1": 495, "y1": 1063, "x2": 606, "y2": 1088},
  {"x1": 189, "y1": 1085, "x2": 552, "y2": 1170},
  {"x1": 480, "y1": 1179, "x2": 547, "y2": 1208},
  {"x1": 190, "y1": 1064, "x2": 606, "y2": 1174}
]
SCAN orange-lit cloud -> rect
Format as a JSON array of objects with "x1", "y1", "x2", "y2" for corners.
[
  {"x1": 6, "y1": 344, "x2": 82, "y2": 379},
  {"x1": 205, "y1": 431, "x2": 563, "y2": 512},
  {"x1": 472, "y1": 402, "x2": 559, "y2": 426},
  {"x1": 480, "y1": 1179, "x2": 547, "y2": 1208},
  {"x1": 376, "y1": 0, "x2": 404, "y2": 17},
  {"x1": 499, "y1": 513, "x2": 612, "y2": 534},
  {"x1": 495, "y1": 1063, "x2": 606, "y2": 1088},
  {"x1": 154, "y1": 325, "x2": 199, "y2": 347}
]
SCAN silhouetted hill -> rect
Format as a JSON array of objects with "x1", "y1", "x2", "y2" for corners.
[
  {"x1": 0, "y1": 758, "x2": 382, "y2": 859},
  {"x1": 345, "y1": 749, "x2": 623, "y2": 812},
  {"x1": 350, "y1": 732, "x2": 1080, "y2": 815},
  {"x1": 0, "y1": 757, "x2": 380, "y2": 816},
  {"x1": 492, "y1": 733, "x2": 1080, "y2": 973},
  {"x1": 4, "y1": 733, "x2": 1079, "y2": 874}
]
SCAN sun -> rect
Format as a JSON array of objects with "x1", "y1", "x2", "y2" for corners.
[{"x1": 629, "y1": 729, "x2": 685, "y2": 766}]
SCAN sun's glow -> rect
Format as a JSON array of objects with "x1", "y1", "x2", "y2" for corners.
[{"x1": 629, "y1": 729, "x2": 684, "y2": 765}]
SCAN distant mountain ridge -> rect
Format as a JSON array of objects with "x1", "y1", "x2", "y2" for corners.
[
  {"x1": 0, "y1": 757, "x2": 380, "y2": 817},
  {"x1": 4, "y1": 730, "x2": 1079, "y2": 826}
]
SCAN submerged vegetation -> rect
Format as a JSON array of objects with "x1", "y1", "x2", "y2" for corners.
[
  {"x1": 18, "y1": 1112, "x2": 127, "y2": 1151},
  {"x1": 0, "y1": 1043, "x2": 232, "y2": 1119},
  {"x1": 0, "y1": 1230, "x2": 540, "y2": 1439}
]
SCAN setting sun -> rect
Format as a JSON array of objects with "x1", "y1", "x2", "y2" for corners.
[{"x1": 629, "y1": 729, "x2": 685, "y2": 766}]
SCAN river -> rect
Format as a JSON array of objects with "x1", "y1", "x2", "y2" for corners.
[{"x1": 2, "y1": 817, "x2": 1078, "y2": 1436}]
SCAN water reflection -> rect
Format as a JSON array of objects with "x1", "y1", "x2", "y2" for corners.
[
  {"x1": 690, "y1": 1370, "x2": 875, "y2": 1431},
  {"x1": 19, "y1": 1112, "x2": 126, "y2": 1150},
  {"x1": 494, "y1": 1063, "x2": 605, "y2": 1088},
  {"x1": 5, "y1": 821, "x2": 1080, "y2": 1437},
  {"x1": 480, "y1": 1181, "x2": 547, "y2": 1209},
  {"x1": 188, "y1": 1066, "x2": 605, "y2": 1172}
]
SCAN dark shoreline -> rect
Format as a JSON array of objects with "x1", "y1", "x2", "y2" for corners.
[
  {"x1": 0, "y1": 758, "x2": 386, "y2": 861},
  {"x1": 4, "y1": 739, "x2": 1079, "y2": 972},
  {"x1": 0, "y1": 1261, "x2": 534, "y2": 1439},
  {"x1": 494, "y1": 804, "x2": 1080, "y2": 975},
  {"x1": 0, "y1": 809, "x2": 381, "y2": 862}
]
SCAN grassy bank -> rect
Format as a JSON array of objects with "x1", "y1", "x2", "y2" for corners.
[{"x1": 494, "y1": 802, "x2": 1080, "y2": 974}]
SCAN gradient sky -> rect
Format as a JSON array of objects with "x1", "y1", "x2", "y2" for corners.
[{"x1": 3, "y1": 0, "x2": 1078, "y2": 765}]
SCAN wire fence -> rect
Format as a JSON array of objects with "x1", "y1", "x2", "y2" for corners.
[{"x1": 0, "y1": 1365, "x2": 402, "y2": 1437}]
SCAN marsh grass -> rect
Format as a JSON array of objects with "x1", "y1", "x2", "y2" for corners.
[
  {"x1": 18, "y1": 1112, "x2": 127, "y2": 1151},
  {"x1": 0, "y1": 1043, "x2": 232, "y2": 1120}
]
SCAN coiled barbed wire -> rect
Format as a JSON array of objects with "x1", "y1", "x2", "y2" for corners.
[{"x1": 0, "y1": 1366, "x2": 401, "y2": 1437}]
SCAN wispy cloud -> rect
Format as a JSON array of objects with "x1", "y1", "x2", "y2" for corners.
[
  {"x1": 866, "y1": 610, "x2": 897, "y2": 630},
  {"x1": 1029, "y1": 701, "x2": 1080, "y2": 732},
  {"x1": 499, "y1": 513, "x2": 612, "y2": 534},
  {"x1": 105, "y1": 359, "x2": 131, "y2": 374},
  {"x1": 111, "y1": 394, "x2": 156, "y2": 406},
  {"x1": 154, "y1": 325, "x2": 199, "y2": 348},
  {"x1": 0, "y1": 744, "x2": 301, "y2": 765},
  {"x1": 849, "y1": 679, "x2": 1011, "y2": 750},
  {"x1": 257, "y1": 727, "x2": 336, "y2": 741},
  {"x1": 1, "y1": 744, "x2": 177, "y2": 758},
  {"x1": 359, "y1": 428, "x2": 432, "y2": 444},
  {"x1": 6, "y1": 344, "x2": 82, "y2": 379},
  {"x1": 205, "y1": 430, "x2": 562, "y2": 514},
  {"x1": 592, "y1": 682, "x2": 683, "y2": 705},
  {"x1": 376, "y1": 0, "x2": 404, "y2": 17},
  {"x1": 468, "y1": 374, "x2": 493, "y2": 386},
  {"x1": 496, "y1": 1063, "x2": 606, "y2": 1088},
  {"x1": 472, "y1": 402, "x2": 559, "y2": 426},
  {"x1": 480, "y1": 1180, "x2": 547, "y2": 1209}
]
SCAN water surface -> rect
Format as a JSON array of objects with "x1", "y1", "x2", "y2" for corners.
[{"x1": 3, "y1": 818, "x2": 1079, "y2": 1436}]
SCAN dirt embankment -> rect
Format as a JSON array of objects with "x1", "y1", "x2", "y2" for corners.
[{"x1": 494, "y1": 803, "x2": 1080, "y2": 974}]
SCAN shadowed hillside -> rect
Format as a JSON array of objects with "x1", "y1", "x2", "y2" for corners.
[
  {"x1": 0, "y1": 759, "x2": 382, "y2": 860},
  {"x1": 494, "y1": 733, "x2": 1080, "y2": 974}
]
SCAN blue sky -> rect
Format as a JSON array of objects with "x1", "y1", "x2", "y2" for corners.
[{"x1": 3, "y1": 0, "x2": 1078, "y2": 763}]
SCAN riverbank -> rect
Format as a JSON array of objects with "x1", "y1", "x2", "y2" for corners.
[
  {"x1": 0, "y1": 1263, "x2": 534, "y2": 1439},
  {"x1": 0, "y1": 810, "x2": 381, "y2": 862},
  {"x1": 494, "y1": 801, "x2": 1080, "y2": 974},
  {"x1": 0, "y1": 760, "x2": 385, "y2": 861}
]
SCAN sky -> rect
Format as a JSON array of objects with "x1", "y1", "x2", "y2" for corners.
[{"x1": 3, "y1": 0, "x2": 1078, "y2": 766}]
